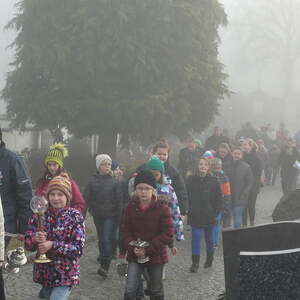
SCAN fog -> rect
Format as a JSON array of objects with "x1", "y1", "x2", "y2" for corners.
[
  {"x1": 218, "y1": 0, "x2": 300, "y2": 131},
  {"x1": 0, "y1": 0, "x2": 299, "y2": 131}
]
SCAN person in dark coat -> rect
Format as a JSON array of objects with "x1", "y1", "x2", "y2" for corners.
[
  {"x1": 204, "y1": 126, "x2": 225, "y2": 151},
  {"x1": 241, "y1": 139, "x2": 263, "y2": 226},
  {"x1": 178, "y1": 137, "x2": 202, "y2": 180},
  {"x1": 84, "y1": 154, "x2": 123, "y2": 278},
  {"x1": 122, "y1": 170, "x2": 173, "y2": 300},
  {"x1": 223, "y1": 147, "x2": 254, "y2": 229},
  {"x1": 0, "y1": 128, "x2": 33, "y2": 235},
  {"x1": 0, "y1": 128, "x2": 33, "y2": 300},
  {"x1": 268, "y1": 143, "x2": 281, "y2": 186},
  {"x1": 278, "y1": 138, "x2": 300, "y2": 195},
  {"x1": 134, "y1": 141, "x2": 188, "y2": 217},
  {"x1": 186, "y1": 157, "x2": 223, "y2": 272}
]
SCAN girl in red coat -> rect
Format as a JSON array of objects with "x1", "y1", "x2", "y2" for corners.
[
  {"x1": 122, "y1": 170, "x2": 174, "y2": 300},
  {"x1": 35, "y1": 143, "x2": 86, "y2": 213}
]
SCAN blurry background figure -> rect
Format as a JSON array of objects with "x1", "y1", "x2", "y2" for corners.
[
  {"x1": 267, "y1": 143, "x2": 281, "y2": 186},
  {"x1": 216, "y1": 143, "x2": 233, "y2": 164},
  {"x1": 241, "y1": 139, "x2": 263, "y2": 227},
  {"x1": 276, "y1": 123, "x2": 290, "y2": 149},
  {"x1": 205, "y1": 126, "x2": 225, "y2": 151},
  {"x1": 178, "y1": 137, "x2": 202, "y2": 180},
  {"x1": 278, "y1": 138, "x2": 300, "y2": 195}
]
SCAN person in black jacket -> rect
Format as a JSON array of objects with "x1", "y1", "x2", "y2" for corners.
[
  {"x1": 178, "y1": 137, "x2": 203, "y2": 180},
  {"x1": 223, "y1": 147, "x2": 253, "y2": 229},
  {"x1": 0, "y1": 128, "x2": 33, "y2": 235},
  {"x1": 242, "y1": 139, "x2": 263, "y2": 226},
  {"x1": 278, "y1": 138, "x2": 299, "y2": 195},
  {"x1": 84, "y1": 154, "x2": 123, "y2": 278},
  {"x1": 204, "y1": 126, "x2": 225, "y2": 151},
  {"x1": 186, "y1": 157, "x2": 222, "y2": 273},
  {"x1": 0, "y1": 128, "x2": 33, "y2": 300},
  {"x1": 134, "y1": 141, "x2": 188, "y2": 217}
]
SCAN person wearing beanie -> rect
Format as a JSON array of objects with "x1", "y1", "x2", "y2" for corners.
[
  {"x1": 122, "y1": 170, "x2": 174, "y2": 300},
  {"x1": 146, "y1": 156, "x2": 184, "y2": 243},
  {"x1": 25, "y1": 175, "x2": 85, "y2": 300},
  {"x1": 203, "y1": 150, "x2": 216, "y2": 161},
  {"x1": 186, "y1": 157, "x2": 222, "y2": 272},
  {"x1": 84, "y1": 153, "x2": 123, "y2": 278},
  {"x1": 0, "y1": 128, "x2": 33, "y2": 298},
  {"x1": 134, "y1": 141, "x2": 188, "y2": 218},
  {"x1": 35, "y1": 143, "x2": 86, "y2": 213}
]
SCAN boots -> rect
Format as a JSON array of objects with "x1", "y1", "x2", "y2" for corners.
[
  {"x1": 189, "y1": 255, "x2": 200, "y2": 273},
  {"x1": 97, "y1": 259, "x2": 111, "y2": 278},
  {"x1": 204, "y1": 251, "x2": 214, "y2": 268}
]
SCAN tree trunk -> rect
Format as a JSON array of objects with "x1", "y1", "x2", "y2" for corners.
[{"x1": 97, "y1": 130, "x2": 118, "y2": 159}]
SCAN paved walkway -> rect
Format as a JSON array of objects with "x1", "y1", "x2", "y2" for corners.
[{"x1": 5, "y1": 186, "x2": 281, "y2": 299}]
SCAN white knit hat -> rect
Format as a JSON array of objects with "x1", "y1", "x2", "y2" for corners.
[{"x1": 96, "y1": 154, "x2": 112, "y2": 170}]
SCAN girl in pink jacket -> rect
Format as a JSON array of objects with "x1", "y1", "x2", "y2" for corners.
[{"x1": 35, "y1": 143, "x2": 86, "y2": 213}]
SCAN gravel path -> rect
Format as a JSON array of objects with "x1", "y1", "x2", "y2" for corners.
[{"x1": 5, "y1": 186, "x2": 281, "y2": 300}]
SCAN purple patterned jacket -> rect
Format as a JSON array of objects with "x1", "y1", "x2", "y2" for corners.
[{"x1": 25, "y1": 208, "x2": 85, "y2": 287}]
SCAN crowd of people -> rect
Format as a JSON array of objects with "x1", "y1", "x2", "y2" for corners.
[{"x1": 0, "y1": 122, "x2": 299, "y2": 300}]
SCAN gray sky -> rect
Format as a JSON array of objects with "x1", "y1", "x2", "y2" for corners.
[{"x1": 1, "y1": 0, "x2": 299, "y2": 118}]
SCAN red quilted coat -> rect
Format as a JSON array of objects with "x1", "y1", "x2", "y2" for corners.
[{"x1": 122, "y1": 196, "x2": 174, "y2": 265}]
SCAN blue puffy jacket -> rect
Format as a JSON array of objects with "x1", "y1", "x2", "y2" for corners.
[{"x1": 0, "y1": 142, "x2": 33, "y2": 234}]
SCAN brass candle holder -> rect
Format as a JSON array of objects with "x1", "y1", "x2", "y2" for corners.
[{"x1": 30, "y1": 196, "x2": 51, "y2": 263}]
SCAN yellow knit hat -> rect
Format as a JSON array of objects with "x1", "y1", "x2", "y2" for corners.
[{"x1": 45, "y1": 143, "x2": 68, "y2": 167}]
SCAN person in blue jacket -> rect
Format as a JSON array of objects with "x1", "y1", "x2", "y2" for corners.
[
  {"x1": 0, "y1": 128, "x2": 33, "y2": 300},
  {"x1": 0, "y1": 128, "x2": 33, "y2": 236}
]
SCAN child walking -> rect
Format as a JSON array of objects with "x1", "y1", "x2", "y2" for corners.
[
  {"x1": 25, "y1": 175, "x2": 85, "y2": 300},
  {"x1": 186, "y1": 157, "x2": 222, "y2": 272}
]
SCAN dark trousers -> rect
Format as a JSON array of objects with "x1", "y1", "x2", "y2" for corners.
[
  {"x1": 264, "y1": 165, "x2": 272, "y2": 185},
  {"x1": 271, "y1": 166, "x2": 280, "y2": 186},
  {"x1": 124, "y1": 262, "x2": 164, "y2": 300},
  {"x1": 0, "y1": 269, "x2": 5, "y2": 300},
  {"x1": 281, "y1": 171, "x2": 299, "y2": 195},
  {"x1": 93, "y1": 216, "x2": 117, "y2": 261},
  {"x1": 243, "y1": 190, "x2": 259, "y2": 226}
]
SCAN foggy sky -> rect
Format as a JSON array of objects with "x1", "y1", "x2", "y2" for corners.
[{"x1": 0, "y1": 0, "x2": 299, "y2": 119}]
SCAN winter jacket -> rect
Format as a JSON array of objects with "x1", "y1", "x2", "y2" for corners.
[
  {"x1": 243, "y1": 150, "x2": 263, "y2": 194},
  {"x1": 279, "y1": 147, "x2": 300, "y2": 177},
  {"x1": 216, "y1": 152, "x2": 233, "y2": 164},
  {"x1": 257, "y1": 150, "x2": 269, "y2": 170},
  {"x1": 223, "y1": 160, "x2": 254, "y2": 207},
  {"x1": 24, "y1": 208, "x2": 85, "y2": 287},
  {"x1": 178, "y1": 148, "x2": 202, "y2": 179},
  {"x1": 84, "y1": 173, "x2": 123, "y2": 219},
  {"x1": 135, "y1": 162, "x2": 188, "y2": 215},
  {"x1": 122, "y1": 196, "x2": 174, "y2": 265},
  {"x1": 272, "y1": 189, "x2": 300, "y2": 222},
  {"x1": 0, "y1": 142, "x2": 33, "y2": 233},
  {"x1": 204, "y1": 135, "x2": 224, "y2": 151},
  {"x1": 35, "y1": 177, "x2": 86, "y2": 213},
  {"x1": 157, "y1": 177, "x2": 184, "y2": 242},
  {"x1": 186, "y1": 174, "x2": 223, "y2": 228},
  {"x1": 0, "y1": 194, "x2": 4, "y2": 262},
  {"x1": 269, "y1": 147, "x2": 281, "y2": 168},
  {"x1": 213, "y1": 170, "x2": 231, "y2": 213}
]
